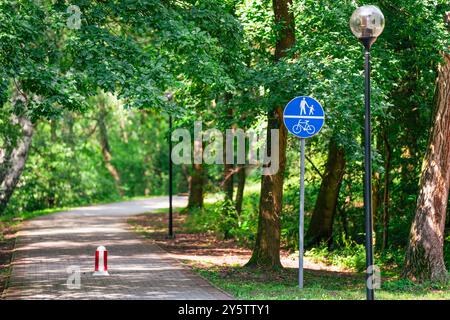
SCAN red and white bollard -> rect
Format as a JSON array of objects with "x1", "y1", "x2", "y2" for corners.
[{"x1": 93, "y1": 246, "x2": 109, "y2": 276}]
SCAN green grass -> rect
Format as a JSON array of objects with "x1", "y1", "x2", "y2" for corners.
[
  {"x1": 130, "y1": 207, "x2": 449, "y2": 300},
  {"x1": 145, "y1": 206, "x2": 184, "y2": 215},
  {"x1": 194, "y1": 266, "x2": 450, "y2": 300},
  {"x1": 144, "y1": 200, "x2": 449, "y2": 300}
]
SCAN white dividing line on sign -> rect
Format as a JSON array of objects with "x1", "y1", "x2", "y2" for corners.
[{"x1": 283, "y1": 115, "x2": 325, "y2": 119}]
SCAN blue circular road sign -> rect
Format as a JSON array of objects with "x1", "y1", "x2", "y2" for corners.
[{"x1": 283, "y1": 96, "x2": 325, "y2": 139}]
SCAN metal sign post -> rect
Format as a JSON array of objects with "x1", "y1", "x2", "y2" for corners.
[
  {"x1": 283, "y1": 96, "x2": 325, "y2": 289},
  {"x1": 299, "y1": 138, "x2": 305, "y2": 288}
]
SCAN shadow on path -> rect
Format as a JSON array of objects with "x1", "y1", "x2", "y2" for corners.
[{"x1": 2, "y1": 197, "x2": 232, "y2": 300}]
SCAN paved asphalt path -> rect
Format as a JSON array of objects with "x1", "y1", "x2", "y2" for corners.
[{"x1": 2, "y1": 197, "x2": 232, "y2": 300}]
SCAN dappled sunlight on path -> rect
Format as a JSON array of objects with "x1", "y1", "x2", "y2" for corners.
[{"x1": 2, "y1": 197, "x2": 232, "y2": 300}]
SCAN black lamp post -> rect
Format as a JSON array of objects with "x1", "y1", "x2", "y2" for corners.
[
  {"x1": 165, "y1": 92, "x2": 174, "y2": 239},
  {"x1": 350, "y1": 5, "x2": 385, "y2": 301}
]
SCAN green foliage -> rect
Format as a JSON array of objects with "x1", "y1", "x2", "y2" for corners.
[
  {"x1": 5, "y1": 99, "x2": 187, "y2": 213},
  {"x1": 0, "y1": 0, "x2": 87, "y2": 119},
  {"x1": 382, "y1": 277, "x2": 450, "y2": 292},
  {"x1": 305, "y1": 237, "x2": 367, "y2": 272},
  {"x1": 184, "y1": 196, "x2": 259, "y2": 245},
  {"x1": 0, "y1": 103, "x2": 20, "y2": 158},
  {"x1": 1, "y1": 0, "x2": 247, "y2": 214},
  {"x1": 281, "y1": 168, "x2": 321, "y2": 250}
]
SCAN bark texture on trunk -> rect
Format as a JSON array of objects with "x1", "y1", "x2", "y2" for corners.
[
  {"x1": 403, "y1": 51, "x2": 450, "y2": 282},
  {"x1": 223, "y1": 108, "x2": 234, "y2": 201},
  {"x1": 382, "y1": 130, "x2": 391, "y2": 251},
  {"x1": 188, "y1": 163, "x2": 204, "y2": 208},
  {"x1": 235, "y1": 165, "x2": 246, "y2": 214},
  {"x1": 372, "y1": 134, "x2": 382, "y2": 242},
  {"x1": 97, "y1": 95, "x2": 123, "y2": 197},
  {"x1": 247, "y1": 108, "x2": 287, "y2": 268},
  {"x1": 0, "y1": 114, "x2": 34, "y2": 213},
  {"x1": 223, "y1": 157, "x2": 234, "y2": 201},
  {"x1": 338, "y1": 181, "x2": 351, "y2": 239},
  {"x1": 305, "y1": 140, "x2": 345, "y2": 248},
  {"x1": 47, "y1": 120, "x2": 57, "y2": 207},
  {"x1": 188, "y1": 140, "x2": 204, "y2": 209},
  {"x1": 246, "y1": 0, "x2": 295, "y2": 268}
]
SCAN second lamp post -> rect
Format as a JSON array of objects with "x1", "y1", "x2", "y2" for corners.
[
  {"x1": 165, "y1": 92, "x2": 174, "y2": 239},
  {"x1": 350, "y1": 5, "x2": 385, "y2": 301}
]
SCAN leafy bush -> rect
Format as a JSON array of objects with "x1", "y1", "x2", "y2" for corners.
[
  {"x1": 4, "y1": 107, "x2": 187, "y2": 214},
  {"x1": 305, "y1": 236, "x2": 366, "y2": 272},
  {"x1": 382, "y1": 277, "x2": 450, "y2": 292},
  {"x1": 280, "y1": 176, "x2": 319, "y2": 250},
  {"x1": 184, "y1": 197, "x2": 259, "y2": 245}
]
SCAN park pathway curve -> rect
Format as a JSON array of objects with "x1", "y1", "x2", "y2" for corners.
[{"x1": 2, "y1": 197, "x2": 232, "y2": 300}]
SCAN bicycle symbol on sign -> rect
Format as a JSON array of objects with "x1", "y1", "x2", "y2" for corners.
[{"x1": 292, "y1": 120, "x2": 316, "y2": 135}]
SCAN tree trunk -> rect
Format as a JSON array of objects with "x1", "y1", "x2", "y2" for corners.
[
  {"x1": 338, "y1": 178, "x2": 351, "y2": 239},
  {"x1": 0, "y1": 114, "x2": 34, "y2": 213},
  {"x1": 181, "y1": 164, "x2": 190, "y2": 193},
  {"x1": 223, "y1": 150, "x2": 234, "y2": 201},
  {"x1": 97, "y1": 94, "x2": 123, "y2": 197},
  {"x1": 372, "y1": 170, "x2": 381, "y2": 247},
  {"x1": 235, "y1": 165, "x2": 246, "y2": 214},
  {"x1": 139, "y1": 111, "x2": 154, "y2": 196},
  {"x1": 373, "y1": 134, "x2": 383, "y2": 245},
  {"x1": 382, "y1": 129, "x2": 391, "y2": 251},
  {"x1": 188, "y1": 140, "x2": 204, "y2": 209},
  {"x1": 246, "y1": 108, "x2": 287, "y2": 268},
  {"x1": 63, "y1": 112, "x2": 76, "y2": 146},
  {"x1": 223, "y1": 106, "x2": 234, "y2": 201},
  {"x1": 118, "y1": 108, "x2": 129, "y2": 144},
  {"x1": 305, "y1": 140, "x2": 346, "y2": 248},
  {"x1": 47, "y1": 120, "x2": 57, "y2": 207},
  {"x1": 223, "y1": 164, "x2": 234, "y2": 201},
  {"x1": 402, "y1": 50, "x2": 450, "y2": 282},
  {"x1": 246, "y1": 0, "x2": 295, "y2": 269},
  {"x1": 372, "y1": 134, "x2": 384, "y2": 246},
  {"x1": 188, "y1": 163, "x2": 204, "y2": 208}
]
